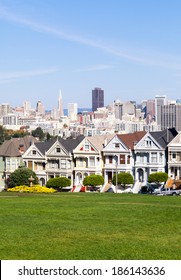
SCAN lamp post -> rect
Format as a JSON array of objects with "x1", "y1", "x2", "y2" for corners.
[{"x1": 114, "y1": 155, "x2": 118, "y2": 193}]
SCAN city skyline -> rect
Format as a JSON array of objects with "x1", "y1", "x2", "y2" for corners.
[{"x1": 1, "y1": 1, "x2": 181, "y2": 109}]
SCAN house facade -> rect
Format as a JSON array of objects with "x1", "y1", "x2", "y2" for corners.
[
  {"x1": 167, "y1": 132, "x2": 181, "y2": 180},
  {"x1": 73, "y1": 134, "x2": 114, "y2": 185},
  {"x1": 0, "y1": 135, "x2": 37, "y2": 186},
  {"x1": 102, "y1": 134, "x2": 134, "y2": 183},
  {"x1": 134, "y1": 128, "x2": 178, "y2": 183},
  {"x1": 22, "y1": 135, "x2": 84, "y2": 186}
]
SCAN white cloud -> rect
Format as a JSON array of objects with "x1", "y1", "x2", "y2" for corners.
[
  {"x1": 0, "y1": 68, "x2": 59, "y2": 83},
  {"x1": 1, "y1": 6, "x2": 181, "y2": 70},
  {"x1": 0, "y1": 6, "x2": 162, "y2": 66},
  {"x1": 74, "y1": 64, "x2": 116, "y2": 73}
]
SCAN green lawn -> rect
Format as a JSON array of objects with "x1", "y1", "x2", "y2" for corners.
[{"x1": 0, "y1": 192, "x2": 181, "y2": 260}]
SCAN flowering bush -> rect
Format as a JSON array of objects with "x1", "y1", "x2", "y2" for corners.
[{"x1": 7, "y1": 185, "x2": 56, "y2": 193}]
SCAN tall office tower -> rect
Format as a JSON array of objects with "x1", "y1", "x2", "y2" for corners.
[
  {"x1": 161, "y1": 103, "x2": 181, "y2": 131},
  {"x1": 155, "y1": 95, "x2": 167, "y2": 127},
  {"x1": 36, "y1": 101, "x2": 45, "y2": 116},
  {"x1": 146, "y1": 99, "x2": 155, "y2": 122},
  {"x1": 23, "y1": 101, "x2": 31, "y2": 115},
  {"x1": 68, "y1": 103, "x2": 78, "y2": 121},
  {"x1": 58, "y1": 90, "x2": 64, "y2": 117},
  {"x1": 114, "y1": 99, "x2": 123, "y2": 119},
  {"x1": 0, "y1": 103, "x2": 10, "y2": 116},
  {"x1": 92, "y1": 87, "x2": 104, "y2": 112}
]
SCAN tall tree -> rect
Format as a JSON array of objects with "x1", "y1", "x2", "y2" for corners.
[{"x1": 32, "y1": 127, "x2": 45, "y2": 141}]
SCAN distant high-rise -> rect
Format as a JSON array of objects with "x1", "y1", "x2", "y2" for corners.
[
  {"x1": 155, "y1": 95, "x2": 167, "y2": 126},
  {"x1": 23, "y1": 101, "x2": 31, "y2": 115},
  {"x1": 36, "y1": 101, "x2": 45, "y2": 116},
  {"x1": 68, "y1": 103, "x2": 77, "y2": 121},
  {"x1": 58, "y1": 90, "x2": 64, "y2": 117},
  {"x1": 0, "y1": 103, "x2": 10, "y2": 116},
  {"x1": 161, "y1": 103, "x2": 181, "y2": 131},
  {"x1": 92, "y1": 87, "x2": 104, "y2": 112}
]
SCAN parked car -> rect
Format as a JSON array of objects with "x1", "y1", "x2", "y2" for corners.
[
  {"x1": 139, "y1": 183, "x2": 164, "y2": 194},
  {"x1": 153, "y1": 186, "x2": 181, "y2": 196}
]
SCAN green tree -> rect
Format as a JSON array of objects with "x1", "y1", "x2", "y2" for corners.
[
  {"x1": 46, "y1": 177, "x2": 71, "y2": 191},
  {"x1": 0, "y1": 125, "x2": 6, "y2": 144},
  {"x1": 148, "y1": 172, "x2": 168, "y2": 184},
  {"x1": 8, "y1": 168, "x2": 39, "y2": 188},
  {"x1": 32, "y1": 127, "x2": 45, "y2": 141},
  {"x1": 112, "y1": 172, "x2": 134, "y2": 189},
  {"x1": 83, "y1": 174, "x2": 104, "y2": 191}
]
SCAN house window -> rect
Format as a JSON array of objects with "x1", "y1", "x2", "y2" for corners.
[
  {"x1": 127, "y1": 155, "x2": 131, "y2": 164},
  {"x1": 109, "y1": 156, "x2": 113, "y2": 163},
  {"x1": 32, "y1": 150, "x2": 36, "y2": 155},
  {"x1": 120, "y1": 155, "x2": 125, "y2": 164},
  {"x1": 115, "y1": 143, "x2": 119, "y2": 148},
  {"x1": 67, "y1": 160, "x2": 71, "y2": 169},
  {"x1": 151, "y1": 152, "x2": 157, "y2": 163},
  {"x1": 49, "y1": 160, "x2": 59, "y2": 169},
  {"x1": 89, "y1": 157, "x2": 95, "y2": 167},
  {"x1": 34, "y1": 162, "x2": 37, "y2": 170},
  {"x1": 79, "y1": 158, "x2": 83, "y2": 167},
  {"x1": 172, "y1": 153, "x2": 176, "y2": 159},
  {"x1": 28, "y1": 161, "x2": 33, "y2": 169},
  {"x1": 159, "y1": 153, "x2": 163, "y2": 163},
  {"x1": 146, "y1": 140, "x2": 152, "y2": 147},
  {"x1": 12, "y1": 159, "x2": 16, "y2": 170},
  {"x1": 61, "y1": 159, "x2": 66, "y2": 169},
  {"x1": 6, "y1": 159, "x2": 10, "y2": 170},
  {"x1": 56, "y1": 147, "x2": 61, "y2": 153},
  {"x1": 85, "y1": 144, "x2": 89, "y2": 151}
]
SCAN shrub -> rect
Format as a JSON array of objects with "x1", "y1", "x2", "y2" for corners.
[
  {"x1": 46, "y1": 177, "x2": 71, "y2": 191},
  {"x1": 83, "y1": 175, "x2": 104, "y2": 189},
  {"x1": 112, "y1": 172, "x2": 134, "y2": 189},
  {"x1": 148, "y1": 172, "x2": 168, "y2": 184}
]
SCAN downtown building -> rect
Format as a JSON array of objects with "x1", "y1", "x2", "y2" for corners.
[{"x1": 92, "y1": 87, "x2": 104, "y2": 112}]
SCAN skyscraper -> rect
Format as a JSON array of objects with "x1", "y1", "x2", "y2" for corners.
[
  {"x1": 58, "y1": 90, "x2": 64, "y2": 117},
  {"x1": 155, "y1": 95, "x2": 167, "y2": 127},
  {"x1": 36, "y1": 101, "x2": 45, "y2": 116},
  {"x1": 68, "y1": 103, "x2": 78, "y2": 121},
  {"x1": 92, "y1": 87, "x2": 104, "y2": 112}
]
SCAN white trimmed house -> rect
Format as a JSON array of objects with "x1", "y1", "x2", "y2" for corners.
[
  {"x1": 102, "y1": 131, "x2": 146, "y2": 183},
  {"x1": 167, "y1": 132, "x2": 181, "y2": 180},
  {"x1": 134, "y1": 128, "x2": 178, "y2": 183},
  {"x1": 73, "y1": 134, "x2": 114, "y2": 185},
  {"x1": 22, "y1": 135, "x2": 84, "y2": 186}
]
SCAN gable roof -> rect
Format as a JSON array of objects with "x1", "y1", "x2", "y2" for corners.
[
  {"x1": 87, "y1": 134, "x2": 115, "y2": 151},
  {"x1": 117, "y1": 131, "x2": 147, "y2": 150},
  {"x1": 150, "y1": 128, "x2": 178, "y2": 149},
  {"x1": 0, "y1": 135, "x2": 38, "y2": 157},
  {"x1": 34, "y1": 135, "x2": 85, "y2": 155}
]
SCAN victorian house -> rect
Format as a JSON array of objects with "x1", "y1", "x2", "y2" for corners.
[
  {"x1": 134, "y1": 128, "x2": 177, "y2": 183},
  {"x1": 22, "y1": 135, "x2": 84, "y2": 186},
  {"x1": 102, "y1": 131, "x2": 146, "y2": 183},
  {"x1": 73, "y1": 134, "x2": 114, "y2": 185},
  {"x1": 0, "y1": 135, "x2": 37, "y2": 186},
  {"x1": 167, "y1": 132, "x2": 181, "y2": 180}
]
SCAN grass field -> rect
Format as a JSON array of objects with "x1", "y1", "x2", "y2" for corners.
[{"x1": 0, "y1": 192, "x2": 181, "y2": 260}]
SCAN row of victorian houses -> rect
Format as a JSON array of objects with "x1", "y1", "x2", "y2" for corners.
[{"x1": 0, "y1": 128, "x2": 181, "y2": 189}]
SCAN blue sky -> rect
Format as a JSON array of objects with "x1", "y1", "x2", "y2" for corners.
[{"x1": 1, "y1": 0, "x2": 181, "y2": 110}]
